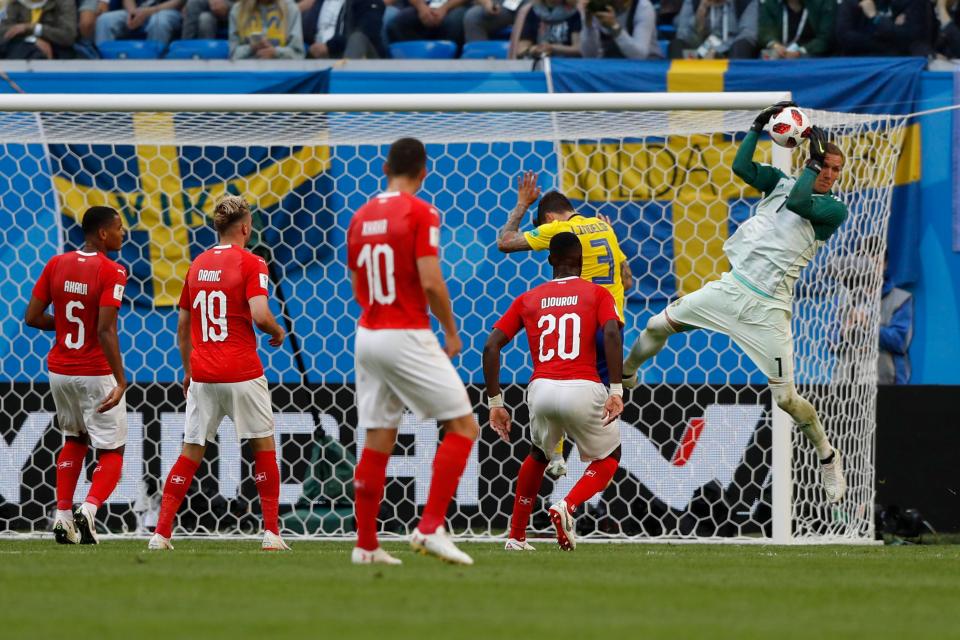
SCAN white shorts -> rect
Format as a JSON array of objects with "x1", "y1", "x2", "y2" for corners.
[
  {"x1": 355, "y1": 327, "x2": 473, "y2": 430},
  {"x1": 49, "y1": 372, "x2": 128, "y2": 450},
  {"x1": 665, "y1": 272, "x2": 794, "y2": 383},
  {"x1": 527, "y1": 378, "x2": 620, "y2": 462},
  {"x1": 184, "y1": 376, "x2": 274, "y2": 445}
]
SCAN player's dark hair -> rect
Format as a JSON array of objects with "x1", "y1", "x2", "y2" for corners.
[
  {"x1": 81, "y1": 206, "x2": 120, "y2": 236},
  {"x1": 213, "y1": 195, "x2": 251, "y2": 234},
  {"x1": 549, "y1": 231, "x2": 581, "y2": 263},
  {"x1": 385, "y1": 137, "x2": 427, "y2": 179},
  {"x1": 536, "y1": 191, "x2": 574, "y2": 226},
  {"x1": 825, "y1": 142, "x2": 844, "y2": 161}
]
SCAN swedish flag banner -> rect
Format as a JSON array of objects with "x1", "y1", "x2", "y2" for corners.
[{"x1": 49, "y1": 113, "x2": 331, "y2": 308}]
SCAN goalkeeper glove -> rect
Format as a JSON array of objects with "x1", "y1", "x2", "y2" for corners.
[
  {"x1": 806, "y1": 126, "x2": 827, "y2": 173},
  {"x1": 750, "y1": 100, "x2": 797, "y2": 133}
]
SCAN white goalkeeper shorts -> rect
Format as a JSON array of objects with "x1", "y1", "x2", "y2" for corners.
[
  {"x1": 665, "y1": 272, "x2": 794, "y2": 384},
  {"x1": 527, "y1": 378, "x2": 620, "y2": 462},
  {"x1": 355, "y1": 327, "x2": 473, "y2": 430},
  {"x1": 183, "y1": 376, "x2": 275, "y2": 445},
  {"x1": 49, "y1": 372, "x2": 128, "y2": 450}
]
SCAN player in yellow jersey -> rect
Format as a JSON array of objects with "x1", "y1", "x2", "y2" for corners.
[{"x1": 496, "y1": 171, "x2": 632, "y2": 477}]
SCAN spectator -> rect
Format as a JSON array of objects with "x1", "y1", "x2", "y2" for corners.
[
  {"x1": 182, "y1": 0, "x2": 233, "y2": 39},
  {"x1": 934, "y1": 0, "x2": 960, "y2": 58},
  {"x1": 834, "y1": 0, "x2": 932, "y2": 56},
  {"x1": 381, "y1": 0, "x2": 401, "y2": 44},
  {"x1": 878, "y1": 259, "x2": 913, "y2": 385},
  {"x1": 669, "y1": 0, "x2": 758, "y2": 58},
  {"x1": 657, "y1": 0, "x2": 682, "y2": 25},
  {"x1": 758, "y1": 0, "x2": 834, "y2": 58},
  {"x1": 78, "y1": 0, "x2": 108, "y2": 43},
  {"x1": 515, "y1": 0, "x2": 580, "y2": 56},
  {"x1": 385, "y1": 0, "x2": 469, "y2": 45},
  {"x1": 95, "y1": 0, "x2": 184, "y2": 49},
  {"x1": 0, "y1": 0, "x2": 76, "y2": 58},
  {"x1": 580, "y1": 0, "x2": 660, "y2": 57},
  {"x1": 302, "y1": 0, "x2": 386, "y2": 57},
  {"x1": 229, "y1": 0, "x2": 305, "y2": 58},
  {"x1": 464, "y1": 0, "x2": 521, "y2": 43}
]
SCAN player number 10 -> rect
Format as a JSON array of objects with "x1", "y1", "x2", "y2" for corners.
[
  {"x1": 193, "y1": 290, "x2": 228, "y2": 342},
  {"x1": 357, "y1": 243, "x2": 397, "y2": 305},
  {"x1": 537, "y1": 312, "x2": 581, "y2": 362}
]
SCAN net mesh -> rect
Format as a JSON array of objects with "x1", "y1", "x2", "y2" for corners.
[{"x1": 0, "y1": 104, "x2": 906, "y2": 541}]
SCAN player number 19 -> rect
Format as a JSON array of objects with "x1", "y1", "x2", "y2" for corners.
[
  {"x1": 193, "y1": 290, "x2": 228, "y2": 342},
  {"x1": 357, "y1": 243, "x2": 396, "y2": 305},
  {"x1": 537, "y1": 312, "x2": 581, "y2": 362}
]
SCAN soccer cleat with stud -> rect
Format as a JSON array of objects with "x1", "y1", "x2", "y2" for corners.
[
  {"x1": 148, "y1": 533, "x2": 174, "y2": 550},
  {"x1": 820, "y1": 449, "x2": 847, "y2": 503},
  {"x1": 504, "y1": 538, "x2": 536, "y2": 551},
  {"x1": 410, "y1": 526, "x2": 473, "y2": 565},
  {"x1": 74, "y1": 503, "x2": 99, "y2": 545},
  {"x1": 261, "y1": 531, "x2": 291, "y2": 551},
  {"x1": 351, "y1": 547, "x2": 402, "y2": 565},
  {"x1": 548, "y1": 500, "x2": 577, "y2": 551},
  {"x1": 53, "y1": 517, "x2": 79, "y2": 545}
]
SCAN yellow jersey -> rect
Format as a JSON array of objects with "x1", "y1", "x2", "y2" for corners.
[{"x1": 524, "y1": 215, "x2": 627, "y2": 319}]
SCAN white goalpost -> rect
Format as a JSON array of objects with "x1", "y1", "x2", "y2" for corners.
[{"x1": 0, "y1": 92, "x2": 906, "y2": 543}]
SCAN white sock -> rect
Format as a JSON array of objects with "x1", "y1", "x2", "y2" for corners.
[
  {"x1": 772, "y1": 384, "x2": 833, "y2": 459},
  {"x1": 56, "y1": 509, "x2": 74, "y2": 522},
  {"x1": 624, "y1": 313, "x2": 675, "y2": 375}
]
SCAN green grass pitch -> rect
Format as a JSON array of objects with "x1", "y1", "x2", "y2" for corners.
[{"x1": 2, "y1": 540, "x2": 958, "y2": 640}]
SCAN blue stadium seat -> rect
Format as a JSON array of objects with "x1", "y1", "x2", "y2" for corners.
[
  {"x1": 389, "y1": 40, "x2": 458, "y2": 59},
  {"x1": 165, "y1": 39, "x2": 230, "y2": 60},
  {"x1": 460, "y1": 40, "x2": 510, "y2": 60},
  {"x1": 657, "y1": 24, "x2": 676, "y2": 40},
  {"x1": 492, "y1": 25, "x2": 512, "y2": 40},
  {"x1": 659, "y1": 39, "x2": 669, "y2": 58},
  {"x1": 98, "y1": 40, "x2": 163, "y2": 60}
]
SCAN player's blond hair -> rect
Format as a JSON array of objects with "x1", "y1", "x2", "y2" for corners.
[{"x1": 213, "y1": 195, "x2": 251, "y2": 234}]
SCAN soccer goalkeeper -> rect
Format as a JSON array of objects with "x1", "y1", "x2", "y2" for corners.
[{"x1": 622, "y1": 101, "x2": 848, "y2": 503}]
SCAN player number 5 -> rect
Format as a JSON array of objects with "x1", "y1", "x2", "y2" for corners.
[
  {"x1": 193, "y1": 290, "x2": 228, "y2": 342},
  {"x1": 64, "y1": 300, "x2": 85, "y2": 349},
  {"x1": 357, "y1": 243, "x2": 397, "y2": 305}
]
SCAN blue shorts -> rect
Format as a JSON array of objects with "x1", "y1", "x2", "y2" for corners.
[{"x1": 594, "y1": 327, "x2": 624, "y2": 386}]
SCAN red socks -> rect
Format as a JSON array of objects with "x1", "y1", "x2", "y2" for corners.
[
  {"x1": 509, "y1": 454, "x2": 547, "y2": 541},
  {"x1": 155, "y1": 455, "x2": 200, "y2": 539},
  {"x1": 565, "y1": 456, "x2": 619, "y2": 514},
  {"x1": 85, "y1": 450, "x2": 123, "y2": 508},
  {"x1": 418, "y1": 433, "x2": 474, "y2": 534},
  {"x1": 254, "y1": 451, "x2": 280, "y2": 535},
  {"x1": 56, "y1": 440, "x2": 88, "y2": 510},
  {"x1": 354, "y1": 448, "x2": 390, "y2": 551}
]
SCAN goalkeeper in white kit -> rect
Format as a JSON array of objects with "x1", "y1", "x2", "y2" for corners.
[{"x1": 623, "y1": 101, "x2": 848, "y2": 502}]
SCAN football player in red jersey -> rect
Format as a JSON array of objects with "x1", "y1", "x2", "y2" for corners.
[
  {"x1": 25, "y1": 206, "x2": 128, "y2": 545},
  {"x1": 347, "y1": 138, "x2": 478, "y2": 566},
  {"x1": 148, "y1": 196, "x2": 289, "y2": 552},
  {"x1": 483, "y1": 232, "x2": 624, "y2": 551}
]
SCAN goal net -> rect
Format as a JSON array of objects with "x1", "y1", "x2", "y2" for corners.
[{"x1": 0, "y1": 93, "x2": 906, "y2": 543}]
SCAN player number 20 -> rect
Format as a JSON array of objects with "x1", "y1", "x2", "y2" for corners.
[
  {"x1": 193, "y1": 290, "x2": 228, "y2": 342},
  {"x1": 537, "y1": 312, "x2": 581, "y2": 362},
  {"x1": 357, "y1": 243, "x2": 396, "y2": 305}
]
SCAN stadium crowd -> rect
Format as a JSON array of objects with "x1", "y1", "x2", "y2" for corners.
[{"x1": 0, "y1": 0, "x2": 953, "y2": 62}]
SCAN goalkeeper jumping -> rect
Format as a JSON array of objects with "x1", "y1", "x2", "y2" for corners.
[{"x1": 622, "y1": 102, "x2": 848, "y2": 503}]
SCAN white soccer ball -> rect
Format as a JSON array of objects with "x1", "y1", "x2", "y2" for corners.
[{"x1": 768, "y1": 107, "x2": 812, "y2": 148}]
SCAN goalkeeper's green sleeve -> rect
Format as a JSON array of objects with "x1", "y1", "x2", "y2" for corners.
[{"x1": 732, "y1": 130, "x2": 783, "y2": 194}]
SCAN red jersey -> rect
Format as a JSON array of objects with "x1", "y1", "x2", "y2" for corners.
[
  {"x1": 178, "y1": 244, "x2": 270, "y2": 384},
  {"x1": 347, "y1": 191, "x2": 441, "y2": 330},
  {"x1": 494, "y1": 277, "x2": 621, "y2": 383},
  {"x1": 32, "y1": 250, "x2": 127, "y2": 377}
]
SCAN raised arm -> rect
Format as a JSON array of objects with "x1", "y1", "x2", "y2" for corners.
[
  {"x1": 733, "y1": 101, "x2": 796, "y2": 193},
  {"x1": 417, "y1": 255, "x2": 461, "y2": 358},
  {"x1": 96, "y1": 306, "x2": 127, "y2": 413},
  {"x1": 497, "y1": 171, "x2": 541, "y2": 253},
  {"x1": 784, "y1": 127, "x2": 847, "y2": 239}
]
